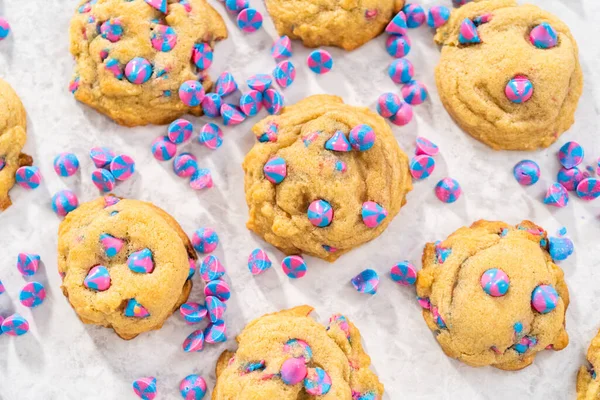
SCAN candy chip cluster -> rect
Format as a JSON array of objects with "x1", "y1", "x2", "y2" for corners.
[{"x1": 89, "y1": 146, "x2": 136, "y2": 192}]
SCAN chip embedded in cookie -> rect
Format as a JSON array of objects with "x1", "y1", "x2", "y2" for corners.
[
  {"x1": 434, "y1": 0, "x2": 583, "y2": 150},
  {"x1": 243, "y1": 95, "x2": 412, "y2": 262},
  {"x1": 416, "y1": 220, "x2": 569, "y2": 370},
  {"x1": 577, "y1": 330, "x2": 600, "y2": 399}
]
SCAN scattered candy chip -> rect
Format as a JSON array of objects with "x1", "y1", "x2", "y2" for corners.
[
  {"x1": 529, "y1": 22, "x2": 557, "y2": 49},
  {"x1": 415, "y1": 137, "x2": 439, "y2": 156},
  {"x1": 247, "y1": 74, "x2": 272, "y2": 92},
  {"x1": 325, "y1": 130, "x2": 351, "y2": 152},
  {"x1": 225, "y1": 0, "x2": 248, "y2": 13},
  {"x1": 389, "y1": 102, "x2": 414, "y2": 126},
  {"x1": 151, "y1": 136, "x2": 177, "y2": 161},
  {"x1": 549, "y1": 236, "x2": 574, "y2": 261},
  {"x1": 190, "y1": 168, "x2": 213, "y2": 190},
  {"x1": 53, "y1": 152, "x2": 80, "y2": 177},
  {"x1": 19, "y1": 281, "x2": 46, "y2": 308},
  {"x1": 403, "y1": 4, "x2": 426, "y2": 28},
  {"x1": 110, "y1": 154, "x2": 135, "y2": 181},
  {"x1": 307, "y1": 49, "x2": 333, "y2": 74},
  {"x1": 192, "y1": 227, "x2": 219, "y2": 254},
  {"x1": 388, "y1": 59, "x2": 414, "y2": 84},
  {"x1": 204, "y1": 321, "x2": 227, "y2": 343},
  {"x1": 427, "y1": 5, "x2": 450, "y2": 28},
  {"x1": 215, "y1": 72, "x2": 238, "y2": 97},
  {"x1": 349, "y1": 124, "x2": 376, "y2": 151},
  {"x1": 558, "y1": 141, "x2": 584, "y2": 169},
  {"x1": 282, "y1": 255, "x2": 307, "y2": 279},
  {"x1": 248, "y1": 248, "x2": 272, "y2": 275},
  {"x1": 273, "y1": 60, "x2": 296, "y2": 88},
  {"x1": 531, "y1": 285, "x2": 558, "y2": 314},
  {"x1": 125, "y1": 57, "x2": 153, "y2": 84},
  {"x1": 221, "y1": 103, "x2": 246, "y2": 126},
  {"x1": 458, "y1": 18, "x2": 480, "y2": 44},
  {"x1": 239, "y1": 90, "x2": 263, "y2": 117},
  {"x1": 204, "y1": 279, "x2": 231, "y2": 301},
  {"x1": 15, "y1": 166, "x2": 42, "y2": 189},
  {"x1": 390, "y1": 261, "x2": 417, "y2": 286},
  {"x1": 179, "y1": 375, "x2": 207, "y2": 400},
  {"x1": 263, "y1": 88, "x2": 284, "y2": 114},
  {"x1": 17, "y1": 253, "x2": 40, "y2": 276},
  {"x1": 543, "y1": 183, "x2": 569, "y2": 207},
  {"x1": 1, "y1": 313, "x2": 29, "y2": 336},
  {"x1": 125, "y1": 298, "x2": 150, "y2": 318},
  {"x1": 576, "y1": 178, "x2": 600, "y2": 200},
  {"x1": 173, "y1": 153, "x2": 198, "y2": 178},
  {"x1": 52, "y1": 189, "x2": 79, "y2": 217},
  {"x1": 263, "y1": 156, "x2": 287, "y2": 184},
  {"x1": 409, "y1": 155, "x2": 435, "y2": 180},
  {"x1": 84, "y1": 265, "x2": 111, "y2": 291},
  {"x1": 401, "y1": 80, "x2": 428, "y2": 105},
  {"x1": 198, "y1": 123, "x2": 223, "y2": 150},
  {"x1": 237, "y1": 8, "x2": 263, "y2": 33},
  {"x1": 132, "y1": 376, "x2": 157, "y2": 400},
  {"x1": 90, "y1": 146, "x2": 115, "y2": 168},
  {"x1": 0, "y1": 18, "x2": 10, "y2": 40},
  {"x1": 92, "y1": 168, "x2": 116, "y2": 192},
  {"x1": 480, "y1": 268, "x2": 510, "y2": 297},
  {"x1": 201, "y1": 93, "x2": 222, "y2": 117},
  {"x1": 557, "y1": 167, "x2": 585, "y2": 191},
  {"x1": 180, "y1": 302, "x2": 208, "y2": 325},
  {"x1": 435, "y1": 177, "x2": 461, "y2": 203},
  {"x1": 281, "y1": 358, "x2": 308, "y2": 385},
  {"x1": 304, "y1": 367, "x2": 332, "y2": 396},
  {"x1": 206, "y1": 295, "x2": 227, "y2": 323},
  {"x1": 192, "y1": 43, "x2": 213, "y2": 70},
  {"x1": 271, "y1": 36, "x2": 292, "y2": 61},
  {"x1": 385, "y1": 11, "x2": 408, "y2": 35},
  {"x1": 307, "y1": 199, "x2": 333, "y2": 227},
  {"x1": 386, "y1": 35, "x2": 411, "y2": 58},
  {"x1": 0, "y1": 280, "x2": 5, "y2": 295},
  {"x1": 513, "y1": 160, "x2": 540, "y2": 186},
  {"x1": 183, "y1": 329, "x2": 205, "y2": 352},
  {"x1": 351, "y1": 269, "x2": 380, "y2": 294},
  {"x1": 168, "y1": 119, "x2": 193, "y2": 144},
  {"x1": 179, "y1": 80, "x2": 205, "y2": 107},
  {"x1": 376, "y1": 93, "x2": 401, "y2": 118},
  {"x1": 361, "y1": 201, "x2": 387, "y2": 228},
  {"x1": 200, "y1": 255, "x2": 225, "y2": 281},
  {"x1": 505, "y1": 75, "x2": 533, "y2": 104}
]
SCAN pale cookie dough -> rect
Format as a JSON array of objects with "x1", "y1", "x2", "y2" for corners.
[{"x1": 578, "y1": 331, "x2": 600, "y2": 399}]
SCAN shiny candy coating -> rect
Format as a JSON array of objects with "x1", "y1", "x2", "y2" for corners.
[
  {"x1": 531, "y1": 285, "x2": 559, "y2": 314},
  {"x1": 53, "y1": 152, "x2": 80, "y2": 177},
  {"x1": 325, "y1": 131, "x2": 351, "y2": 152},
  {"x1": 403, "y1": 4, "x2": 426, "y2": 28},
  {"x1": 415, "y1": 137, "x2": 439, "y2": 156},
  {"x1": 376, "y1": 93, "x2": 401, "y2": 118},
  {"x1": 198, "y1": 123, "x2": 223, "y2": 149},
  {"x1": 173, "y1": 153, "x2": 198, "y2": 178},
  {"x1": 1, "y1": 313, "x2": 29, "y2": 336},
  {"x1": 100, "y1": 18, "x2": 123, "y2": 43},
  {"x1": 179, "y1": 80, "x2": 205, "y2": 107},
  {"x1": 458, "y1": 18, "x2": 480, "y2": 44},
  {"x1": 409, "y1": 155, "x2": 435, "y2": 180},
  {"x1": 168, "y1": 119, "x2": 193, "y2": 144},
  {"x1": 0, "y1": 18, "x2": 10, "y2": 40},
  {"x1": 529, "y1": 22, "x2": 558, "y2": 49},
  {"x1": 361, "y1": 201, "x2": 387, "y2": 228},
  {"x1": 204, "y1": 321, "x2": 227, "y2": 343},
  {"x1": 237, "y1": 8, "x2": 263, "y2": 33},
  {"x1": 390, "y1": 261, "x2": 417, "y2": 286},
  {"x1": 105, "y1": 58, "x2": 123, "y2": 79},
  {"x1": 427, "y1": 5, "x2": 450, "y2": 28},
  {"x1": 100, "y1": 233, "x2": 124, "y2": 258},
  {"x1": 351, "y1": 269, "x2": 380, "y2": 294},
  {"x1": 388, "y1": 59, "x2": 414, "y2": 84},
  {"x1": 91, "y1": 169, "x2": 116, "y2": 192},
  {"x1": 389, "y1": 102, "x2": 413, "y2": 126},
  {"x1": 385, "y1": 11, "x2": 407, "y2": 35},
  {"x1": 132, "y1": 376, "x2": 157, "y2": 400},
  {"x1": 204, "y1": 279, "x2": 231, "y2": 301},
  {"x1": 263, "y1": 88, "x2": 284, "y2": 114},
  {"x1": 90, "y1": 146, "x2": 115, "y2": 168},
  {"x1": 110, "y1": 154, "x2": 136, "y2": 181},
  {"x1": 263, "y1": 156, "x2": 287, "y2": 184},
  {"x1": 239, "y1": 90, "x2": 263, "y2": 117},
  {"x1": 215, "y1": 72, "x2": 238, "y2": 97},
  {"x1": 192, "y1": 227, "x2": 219, "y2": 253},
  {"x1": 125, "y1": 298, "x2": 150, "y2": 318},
  {"x1": 505, "y1": 75, "x2": 533, "y2": 103},
  {"x1": 201, "y1": 93, "x2": 222, "y2": 118},
  {"x1": 220, "y1": 103, "x2": 246, "y2": 126},
  {"x1": 247, "y1": 74, "x2": 272, "y2": 92},
  {"x1": 183, "y1": 329, "x2": 205, "y2": 352},
  {"x1": 273, "y1": 60, "x2": 296, "y2": 88},
  {"x1": 271, "y1": 36, "x2": 292, "y2": 61},
  {"x1": 349, "y1": 124, "x2": 375, "y2": 151},
  {"x1": 144, "y1": 0, "x2": 167, "y2": 12},
  {"x1": 128, "y1": 248, "x2": 154, "y2": 274},
  {"x1": 248, "y1": 248, "x2": 272, "y2": 275},
  {"x1": 557, "y1": 166, "x2": 584, "y2": 191},
  {"x1": 190, "y1": 168, "x2": 213, "y2": 190},
  {"x1": 52, "y1": 190, "x2": 79, "y2": 217},
  {"x1": 151, "y1": 136, "x2": 177, "y2": 161},
  {"x1": 576, "y1": 178, "x2": 600, "y2": 200},
  {"x1": 225, "y1": 0, "x2": 248, "y2": 13},
  {"x1": 435, "y1": 177, "x2": 461, "y2": 203},
  {"x1": 206, "y1": 296, "x2": 227, "y2": 323},
  {"x1": 125, "y1": 57, "x2": 153, "y2": 84},
  {"x1": 180, "y1": 302, "x2": 208, "y2": 325},
  {"x1": 401, "y1": 80, "x2": 428, "y2": 105},
  {"x1": 151, "y1": 24, "x2": 177, "y2": 52},
  {"x1": 543, "y1": 183, "x2": 569, "y2": 207},
  {"x1": 480, "y1": 268, "x2": 510, "y2": 297},
  {"x1": 558, "y1": 141, "x2": 584, "y2": 169},
  {"x1": 304, "y1": 367, "x2": 332, "y2": 395},
  {"x1": 549, "y1": 236, "x2": 574, "y2": 262},
  {"x1": 19, "y1": 281, "x2": 46, "y2": 308},
  {"x1": 17, "y1": 253, "x2": 40, "y2": 276},
  {"x1": 307, "y1": 199, "x2": 333, "y2": 227},
  {"x1": 0, "y1": 280, "x2": 4, "y2": 295},
  {"x1": 200, "y1": 255, "x2": 226, "y2": 281},
  {"x1": 307, "y1": 49, "x2": 333, "y2": 74},
  {"x1": 179, "y1": 375, "x2": 207, "y2": 400},
  {"x1": 192, "y1": 43, "x2": 213, "y2": 70},
  {"x1": 282, "y1": 255, "x2": 307, "y2": 279},
  {"x1": 386, "y1": 35, "x2": 411, "y2": 58},
  {"x1": 281, "y1": 358, "x2": 308, "y2": 385},
  {"x1": 84, "y1": 265, "x2": 111, "y2": 291},
  {"x1": 15, "y1": 166, "x2": 42, "y2": 189},
  {"x1": 513, "y1": 160, "x2": 540, "y2": 185}
]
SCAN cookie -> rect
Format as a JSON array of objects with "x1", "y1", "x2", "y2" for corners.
[
  {"x1": 243, "y1": 95, "x2": 412, "y2": 262},
  {"x1": 212, "y1": 305, "x2": 384, "y2": 399},
  {"x1": 434, "y1": 0, "x2": 583, "y2": 150},
  {"x1": 416, "y1": 220, "x2": 569, "y2": 370},
  {"x1": 265, "y1": 0, "x2": 405, "y2": 50},
  {"x1": 69, "y1": 0, "x2": 227, "y2": 126},
  {"x1": 0, "y1": 79, "x2": 33, "y2": 211},
  {"x1": 577, "y1": 330, "x2": 600, "y2": 399},
  {"x1": 58, "y1": 196, "x2": 197, "y2": 339}
]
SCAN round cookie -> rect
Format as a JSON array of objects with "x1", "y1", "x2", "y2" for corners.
[
  {"x1": 243, "y1": 95, "x2": 412, "y2": 262},
  {"x1": 577, "y1": 330, "x2": 600, "y2": 399},
  {"x1": 265, "y1": 0, "x2": 405, "y2": 51},
  {"x1": 58, "y1": 196, "x2": 197, "y2": 339},
  {"x1": 212, "y1": 305, "x2": 384, "y2": 399},
  {"x1": 0, "y1": 79, "x2": 33, "y2": 210},
  {"x1": 416, "y1": 220, "x2": 569, "y2": 370},
  {"x1": 69, "y1": 0, "x2": 227, "y2": 126},
  {"x1": 434, "y1": 0, "x2": 583, "y2": 150}
]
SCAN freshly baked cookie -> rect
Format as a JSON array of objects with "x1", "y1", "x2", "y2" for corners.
[
  {"x1": 578, "y1": 330, "x2": 600, "y2": 399},
  {"x1": 0, "y1": 79, "x2": 32, "y2": 211},
  {"x1": 243, "y1": 95, "x2": 412, "y2": 262},
  {"x1": 69, "y1": 0, "x2": 227, "y2": 126},
  {"x1": 434, "y1": 0, "x2": 583, "y2": 150},
  {"x1": 58, "y1": 195, "x2": 196, "y2": 339},
  {"x1": 265, "y1": 0, "x2": 405, "y2": 50},
  {"x1": 213, "y1": 305, "x2": 384, "y2": 399},
  {"x1": 416, "y1": 220, "x2": 569, "y2": 370}
]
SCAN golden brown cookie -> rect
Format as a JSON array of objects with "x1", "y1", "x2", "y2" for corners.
[
  {"x1": 213, "y1": 306, "x2": 384, "y2": 399},
  {"x1": 0, "y1": 79, "x2": 32, "y2": 211},
  {"x1": 58, "y1": 195, "x2": 196, "y2": 339},
  {"x1": 69, "y1": 0, "x2": 227, "y2": 126},
  {"x1": 578, "y1": 330, "x2": 600, "y2": 399},
  {"x1": 265, "y1": 0, "x2": 405, "y2": 50},
  {"x1": 416, "y1": 220, "x2": 569, "y2": 370},
  {"x1": 243, "y1": 95, "x2": 412, "y2": 262},
  {"x1": 434, "y1": 0, "x2": 583, "y2": 150}
]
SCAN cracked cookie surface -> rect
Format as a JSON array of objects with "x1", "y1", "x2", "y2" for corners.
[
  {"x1": 434, "y1": 0, "x2": 582, "y2": 150},
  {"x1": 416, "y1": 220, "x2": 569, "y2": 370}
]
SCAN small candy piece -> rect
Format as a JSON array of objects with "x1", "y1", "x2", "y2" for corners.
[
  {"x1": 558, "y1": 141, "x2": 584, "y2": 169},
  {"x1": 388, "y1": 59, "x2": 414, "y2": 84},
  {"x1": 415, "y1": 137, "x2": 439, "y2": 156},
  {"x1": 179, "y1": 80, "x2": 205, "y2": 107},
  {"x1": 225, "y1": 0, "x2": 248, "y2": 13},
  {"x1": 145, "y1": 0, "x2": 167, "y2": 12},
  {"x1": 284, "y1": 339, "x2": 313, "y2": 362},
  {"x1": 307, "y1": 199, "x2": 333, "y2": 228},
  {"x1": 390, "y1": 261, "x2": 417, "y2": 286},
  {"x1": 215, "y1": 72, "x2": 238, "y2": 97},
  {"x1": 179, "y1": 375, "x2": 207, "y2": 400},
  {"x1": 180, "y1": 302, "x2": 208, "y2": 325},
  {"x1": 190, "y1": 168, "x2": 213, "y2": 190},
  {"x1": 576, "y1": 178, "x2": 600, "y2": 200},
  {"x1": 0, "y1": 18, "x2": 10, "y2": 40},
  {"x1": 529, "y1": 22, "x2": 558, "y2": 49},
  {"x1": 385, "y1": 35, "x2": 411, "y2": 58},
  {"x1": 549, "y1": 237, "x2": 574, "y2": 262},
  {"x1": 220, "y1": 103, "x2": 246, "y2": 126},
  {"x1": 401, "y1": 80, "x2": 428, "y2": 105},
  {"x1": 203, "y1": 279, "x2": 231, "y2": 301},
  {"x1": 307, "y1": 49, "x2": 333, "y2": 74},
  {"x1": 183, "y1": 329, "x2": 205, "y2": 352},
  {"x1": 273, "y1": 60, "x2": 296, "y2": 88},
  {"x1": 128, "y1": 248, "x2": 154, "y2": 274},
  {"x1": 17, "y1": 253, "x2": 40, "y2": 276},
  {"x1": 92, "y1": 169, "x2": 116, "y2": 192},
  {"x1": 505, "y1": 75, "x2": 533, "y2": 104},
  {"x1": 1, "y1": 314, "x2": 29, "y2": 336},
  {"x1": 271, "y1": 36, "x2": 292, "y2": 61},
  {"x1": 100, "y1": 233, "x2": 124, "y2": 257},
  {"x1": 69, "y1": 76, "x2": 80, "y2": 93},
  {"x1": 239, "y1": 90, "x2": 263, "y2": 117},
  {"x1": 435, "y1": 177, "x2": 461, "y2": 203},
  {"x1": 201, "y1": 93, "x2": 222, "y2": 118},
  {"x1": 152, "y1": 136, "x2": 177, "y2": 161},
  {"x1": 281, "y1": 358, "x2": 308, "y2": 385},
  {"x1": 132, "y1": 377, "x2": 157, "y2": 400},
  {"x1": 361, "y1": 201, "x2": 387, "y2": 228},
  {"x1": 282, "y1": 255, "x2": 307, "y2": 279},
  {"x1": 403, "y1": 4, "x2": 426, "y2": 28},
  {"x1": 90, "y1": 146, "x2": 115, "y2": 168},
  {"x1": 349, "y1": 124, "x2": 376, "y2": 151},
  {"x1": 389, "y1": 102, "x2": 414, "y2": 126},
  {"x1": 247, "y1": 74, "x2": 272, "y2": 92},
  {"x1": 263, "y1": 156, "x2": 287, "y2": 184},
  {"x1": 472, "y1": 13, "x2": 493, "y2": 25},
  {"x1": 543, "y1": 183, "x2": 569, "y2": 207},
  {"x1": 376, "y1": 93, "x2": 401, "y2": 118},
  {"x1": 385, "y1": 11, "x2": 408, "y2": 35},
  {"x1": 168, "y1": 119, "x2": 193, "y2": 144},
  {"x1": 531, "y1": 285, "x2": 559, "y2": 314},
  {"x1": 125, "y1": 57, "x2": 153, "y2": 84},
  {"x1": 192, "y1": 43, "x2": 213, "y2": 70},
  {"x1": 351, "y1": 269, "x2": 379, "y2": 295},
  {"x1": 110, "y1": 154, "x2": 136, "y2": 181},
  {"x1": 84, "y1": 265, "x2": 111, "y2": 291},
  {"x1": 200, "y1": 255, "x2": 225, "y2": 281},
  {"x1": 480, "y1": 268, "x2": 510, "y2": 297},
  {"x1": 53, "y1": 152, "x2": 80, "y2": 177},
  {"x1": 100, "y1": 18, "x2": 123, "y2": 43},
  {"x1": 204, "y1": 321, "x2": 227, "y2": 344},
  {"x1": 173, "y1": 153, "x2": 198, "y2": 178},
  {"x1": 15, "y1": 166, "x2": 42, "y2": 189},
  {"x1": 557, "y1": 167, "x2": 585, "y2": 191},
  {"x1": 198, "y1": 123, "x2": 223, "y2": 150},
  {"x1": 19, "y1": 281, "x2": 46, "y2": 308},
  {"x1": 304, "y1": 367, "x2": 332, "y2": 396},
  {"x1": 325, "y1": 131, "x2": 351, "y2": 152},
  {"x1": 192, "y1": 227, "x2": 219, "y2": 254},
  {"x1": 427, "y1": 5, "x2": 450, "y2": 28},
  {"x1": 237, "y1": 8, "x2": 263, "y2": 33},
  {"x1": 409, "y1": 155, "x2": 435, "y2": 180},
  {"x1": 263, "y1": 88, "x2": 284, "y2": 114},
  {"x1": 206, "y1": 296, "x2": 227, "y2": 323},
  {"x1": 513, "y1": 160, "x2": 540, "y2": 186},
  {"x1": 52, "y1": 190, "x2": 79, "y2": 217},
  {"x1": 125, "y1": 298, "x2": 150, "y2": 318},
  {"x1": 105, "y1": 195, "x2": 120, "y2": 207},
  {"x1": 0, "y1": 280, "x2": 5, "y2": 295},
  {"x1": 458, "y1": 18, "x2": 481, "y2": 44},
  {"x1": 248, "y1": 248, "x2": 272, "y2": 275},
  {"x1": 105, "y1": 58, "x2": 124, "y2": 80}
]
